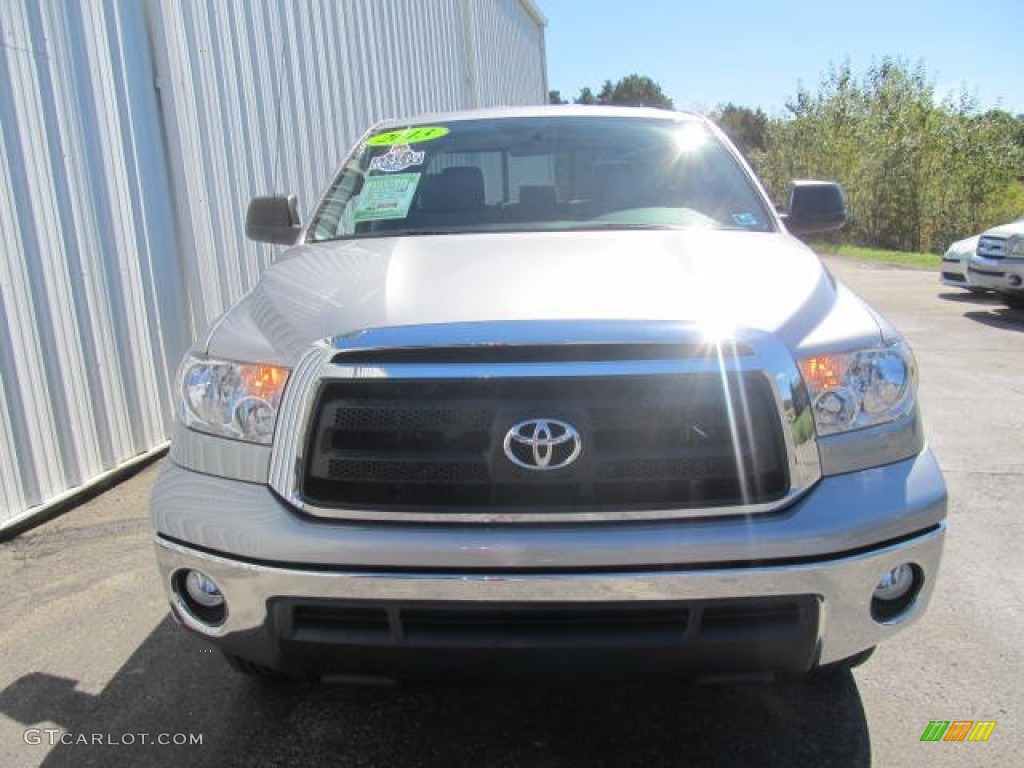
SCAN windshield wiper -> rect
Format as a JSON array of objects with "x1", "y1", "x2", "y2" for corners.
[
  {"x1": 394, "y1": 229, "x2": 465, "y2": 236},
  {"x1": 571, "y1": 223, "x2": 690, "y2": 231}
]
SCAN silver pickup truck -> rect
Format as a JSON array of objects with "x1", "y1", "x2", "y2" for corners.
[{"x1": 150, "y1": 106, "x2": 946, "y2": 683}]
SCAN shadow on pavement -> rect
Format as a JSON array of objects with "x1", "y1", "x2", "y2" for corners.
[
  {"x1": 963, "y1": 309, "x2": 1024, "y2": 331},
  {"x1": 936, "y1": 290, "x2": 997, "y2": 304},
  {"x1": 1, "y1": 614, "x2": 871, "y2": 767}
]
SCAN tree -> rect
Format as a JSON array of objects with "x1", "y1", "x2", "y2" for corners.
[
  {"x1": 984, "y1": 109, "x2": 1024, "y2": 149},
  {"x1": 754, "y1": 58, "x2": 1024, "y2": 252},
  {"x1": 602, "y1": 75, "x2": 674, "y2": 109},
  {"x1": 571, "y1": 75, "x2": 674, "y2": 109},
  {"x1": 711, "y1": 103, "x2": 768, "y2": 158},
  {"x1": 548, "y1": 90, "x2": 568, "y2": 105}
]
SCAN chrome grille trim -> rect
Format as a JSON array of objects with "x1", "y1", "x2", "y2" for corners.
[
  {"x1": 268, "y1": 323, "x2": 822, "y2": 523},
  {"x1": 977, "y1": 236, "x2": 1007, "y2": 259}
]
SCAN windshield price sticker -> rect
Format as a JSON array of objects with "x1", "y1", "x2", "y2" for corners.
[
  {"x1": 353, "y1": 173, "x2": 421, "y2": 222},
  {"x1": 365, "y1": 126, "x2": 449, "y2": 146}
]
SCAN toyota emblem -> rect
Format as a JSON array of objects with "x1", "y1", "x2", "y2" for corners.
[{"x1": 503, "y1": 419, "x2": 582, "y2": 471}]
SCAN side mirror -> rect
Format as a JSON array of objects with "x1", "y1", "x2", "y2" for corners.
[
  {"x1": 245, "y1": 195, "x2": 302, "y2": 245},
  {"x1": 783, "y1": 181, "x2": 846, "y2": 235}
]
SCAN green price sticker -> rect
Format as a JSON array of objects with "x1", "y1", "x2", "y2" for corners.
[
  {"x1": 353, "y1": 173, "x2": 421, "y2": 222},
  {"x1": 365, "y1": 126, "x2": 449, "y2": 146}
]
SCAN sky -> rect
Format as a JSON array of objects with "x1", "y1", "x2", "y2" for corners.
[{"x1": 540, "y1": 0, "x2": 1024, "y2": 116}]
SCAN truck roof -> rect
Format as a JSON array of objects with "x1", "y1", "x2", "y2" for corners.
[{"x1": 371, "y1": 105, "x2": 706, "y2": 131}]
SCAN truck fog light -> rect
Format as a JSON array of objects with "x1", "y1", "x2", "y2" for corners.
[
  {"x1": 874, "y1": 564, "x2": 913, "y2": 601},
  {"x1": 185, "y1": 570, "x2": 224, "y2": 607},
  {"x1": 176, "y1": 570, "x2": 227, "y2": 626},
  {"x1": 871, "y1": 563, "x2": 922, "y2": 622}
]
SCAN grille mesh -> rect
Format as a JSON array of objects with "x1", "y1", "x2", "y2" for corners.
[
  {"x1": 301, "y1": 373, "x2": 788, "y2": 512},
  {"x1": 326, "y1": 458, "x2": 489, "y2": 485},
  {"x1": 332, "y1": 406, "x2": 492, "y2": 433}
]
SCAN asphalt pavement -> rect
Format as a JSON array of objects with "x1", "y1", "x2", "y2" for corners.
[{"x1": 1, "y1": 255, "x2": 1021, "y2": 767}]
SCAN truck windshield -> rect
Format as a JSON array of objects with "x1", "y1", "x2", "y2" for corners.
[{"x1": 309, "y1": 115, "x2": 775, "y2": 241}]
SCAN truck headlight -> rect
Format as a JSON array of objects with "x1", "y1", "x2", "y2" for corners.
[
  {"x1": 178, "y1": 356, "x2": 290, "y2": 444},
  {"x1": 798, "y1": 343, "x2": 916, "y2": 436},
  {"x1": 1006, "y1": 236, "x2": 1024, "y2": 258}
]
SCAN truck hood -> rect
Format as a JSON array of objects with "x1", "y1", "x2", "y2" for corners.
[
  {"x1": 981, "y1": 220, "x2": 1024, "y2": 239},
  {"x1": 945, "y1": 235, "x2": 979, "y2": 256},
  {"x1": 206, "y1": 230, "x2": 883, "y2": 365}
]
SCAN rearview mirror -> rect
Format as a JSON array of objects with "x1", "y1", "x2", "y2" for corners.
[
  {"x1": 246, "y1": 195, "x2": 302, "y2": 245},
  {"x1": 783, "y1": 181, "x2": 846, "y2": 235}
]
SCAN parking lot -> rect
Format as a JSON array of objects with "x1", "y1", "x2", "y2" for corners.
[{"x1": 1, "y1": 255, "x2": 1021, "y2": 767}]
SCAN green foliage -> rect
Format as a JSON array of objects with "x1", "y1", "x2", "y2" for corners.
[
  {"x1": 812, "y1": 242, "x2": 941, "y2": 269},
  {"x1": 548, "y1": 90, "x2": 568, "y2": 105},
  {"x1": 987, "y1": 180, "x2": 1024, "y2": 225},
  {"x1": 752, "y1": 58, "x2": 1024, "y2": 253},
  {"x1": 571, "y1": 75, "x2": 674, "y2": 110},
  {"x1": 710, "y1": 103, "x2": 769, "y2": 159}
]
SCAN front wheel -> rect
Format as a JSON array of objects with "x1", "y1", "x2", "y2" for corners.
[{"x1": 1000, "y1": 293, "x2": 1024, "y2": 310}]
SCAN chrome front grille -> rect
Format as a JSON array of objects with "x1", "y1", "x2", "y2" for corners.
[
  {"x1": 300, "y1": 374, "x2": 789, "y2": 511},
  {"x1": 977, "y1": 236, "x2": 1007, "y2": 259},
  {"x1": 267, "y1": 322, "x2": 822, "y2": 523}
]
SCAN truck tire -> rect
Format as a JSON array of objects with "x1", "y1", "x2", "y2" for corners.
[
  {"x1": 1001, "y1": 293, "x2": 1024, "y2": 310},
  {"x1": 812, "y1": 646, "x2": 876, "y2": 678}
]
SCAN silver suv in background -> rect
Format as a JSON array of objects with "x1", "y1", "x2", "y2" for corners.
[
  {"x1": 966, "y1": 219, "x2": 1024, "y2": 308},
  {"x1": 150, "y1": 107, "x2": 946, "y2": 684}
]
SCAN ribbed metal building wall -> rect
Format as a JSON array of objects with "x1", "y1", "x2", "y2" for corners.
[
  {"x1": 0, "y1": 0, "x2": 547, "y2": 534},
  {"x1": 469, "y1": 0, "x2": 548, "y2": 108},
  {"x1": 0, "y1": 0, "x2": 186, "y2": 533}
]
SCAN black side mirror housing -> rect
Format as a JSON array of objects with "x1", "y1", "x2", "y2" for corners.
[
  {"x1": 783, "y1": 181, "x2": 847, "y2": 235},
  {"x1": 245, "y1": 195, "x2": 302, "y2": 245}
]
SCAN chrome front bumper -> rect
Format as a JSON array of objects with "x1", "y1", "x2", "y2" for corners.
[
  {"x1": 153, "y1": 440, "x2": 947, "y2": 675},
  {"x1": 940, "y1": 253, "x2": 972, "y2": 288},
  {"x1": 156, "y1": 523, "x2": 944, "y2": 668},
  {"x1": 968, "y1": 256, "x2": 1024, "y2": 292}
]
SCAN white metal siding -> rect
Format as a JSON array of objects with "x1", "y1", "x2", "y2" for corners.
[
  {"x1": 0, "y1": 0, "x2": 546, "y2": 532},
  {"x1": 468, "y1": 0, "x2": 547, "y2": 108},
  {"x1": 1, "y1": 0, "x2": 185, "y2": 531}
]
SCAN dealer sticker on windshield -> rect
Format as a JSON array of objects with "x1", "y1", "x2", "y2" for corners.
[
  {"x1": 353, "y1": 173, "x2": 421, "y2": 222},
  {"x1": 369, "y1": 144, "x2": 425, "y2": 173},
  {"x1": 365, "y1": 126, "x2": 449, "y2": 146}
]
